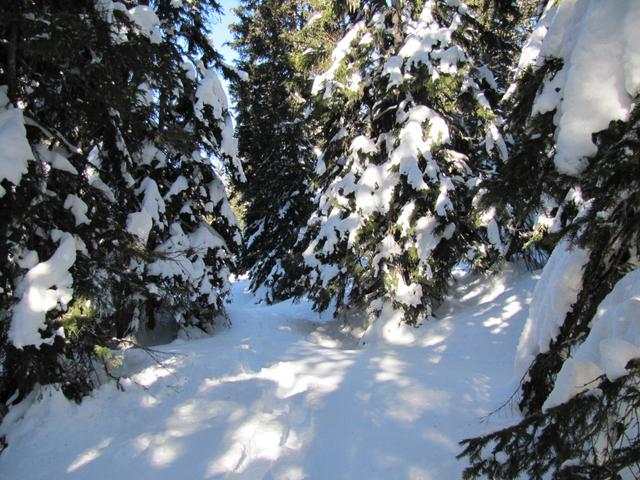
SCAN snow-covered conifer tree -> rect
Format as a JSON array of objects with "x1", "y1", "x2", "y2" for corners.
[
  {"x1": 0, "y1": 0, "x2": 242, "y2": 403},
  {"x1": 295, "y1": 0, "x2": 508, "y2": 324},
  {"x1": 460, "y1": 2, "x2": 640, "y2": 477},
  {"x1": 230, "y1": 0, "x2": 316, "y2": 302}
]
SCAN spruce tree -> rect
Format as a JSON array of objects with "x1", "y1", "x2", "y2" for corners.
[
  {"x1": 459, "y1": 1, "x2": 640, "y2": 477},
  {"x1": 0, "y1": 0, "x2": 242, "y2": 405},
  {"x1": 230, "y1": 0, "x2": 317, "y2": 303},
  {"x1": 479, "y1": 0, "x2": 590, "y2": 265},
  {"x1": 459, "y1": 105, "x2": 640, "y2": 480},
  {"x1": 292, "y1": 0, "x2": 508, "y2": 324}
]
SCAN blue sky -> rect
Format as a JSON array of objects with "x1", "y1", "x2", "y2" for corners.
[
  {"x1": 210, "y1": 0, "x2": 241, "y2": 66},
  {"x1": 208, "y1": 0, "x2": 241, "y2": 103}
]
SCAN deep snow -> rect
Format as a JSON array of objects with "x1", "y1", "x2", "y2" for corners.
[{"x1": 0, "y1": 267, "x2": 538, "y2": 479}]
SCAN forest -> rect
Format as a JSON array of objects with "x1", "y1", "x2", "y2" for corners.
[{"x1": 0, "y1": 0, "x2": 638, "y2": 478}]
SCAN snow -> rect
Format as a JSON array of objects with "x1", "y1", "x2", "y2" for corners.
[
  {"x1": 137, "y1": 177, "x2": 165, "y2": 224},
  {"x1": 371, "y1": 235, "x2": 402, "y2": 277},
  {"x1": 390, "y1": 105, "x2": 449, "y2": 192},
  {"x1": 350, "y1": 135, "x2": 378, "y2": 155},
  {"x1": 516, "y1": 1, "x2": 556, "y2": 73},
  {"x1": 393, "y1": 118, "x2": 428, "y2": 188},
  {"x1": 189, "y1": 224, "x2": 227, "y2": 252},
  {"x1": 0, "y1": 267, "x2": 538, "y2": 479},
  {"x1": 146, "y1": 222, "x2": 228, "y2": 306},
  {"x1": 181, "y1": 62, "x2": 197, "y2": 81},
  {"x1": 365, "y1": 301, "x2": 418, "y2": 346},
  {"x1": 313, "y1": 148, "x2": 326, "y2": 175},
  {"x1": 208, "y1": 176, "x2": 239, "y2": 228},
  {"x1": 479, "y1": 208, "x2": 507, "y2": 255},
  {"x1": 354, "y1": 164, "x2": 398, "y2": 217},
  {"x1": 64, "y1": 194, "x2": 91, "y2": 226},
  {"x1": 305, "y1": 209, "x2": 362, "y2": 262},
  {"x1": 127, "y1": 177, "x2": 165, "y2": 245},
  {"x1": 359, "y1": 32, "x2": 373, "y2": 46},
  {"x1": 528, "y1": 0, "x2": 640, "y2": 176},
  {"x1": 515, "y1": 239, "x2": 590, "y2": 378},
  {"x1": 347, "y1": 71, "x2": 362, "y2": 92},
  {"x1": 164, "y1": 176, "x2": 189, "y2": 200},
  {"x1": 398, "y1": 1, "x2": 461, "y2": 73},
  {"x1": 486, "y1": 219, "x2": 505, "y2": 255},
  {"x1": 126, "y1": 211, "x2": 153, "y2": 245},
  {"x1": 246, "y1": 221, "x2": 265, "y2": 250},
  {"x1": 0, "y1": 102, "x2": 34, "y2": 198},
  {"x1": 127, "y1": 6, "x2": 162, "y2": 44},
  {"x1": 432, "y1": 45, "x2": 465, "y2": 75},
  {"x1": 330, "y1": 128, "x2": 347, "y2": 143},
  {"x1": 86, "y1": 147, "x2": 117, "y2": 202},
  {"x1": 485, "y1": 122, "x2": 508, "y2": 162},
  {"x1": 414, "y1": 214, "x2": 444, "y2": 275},
  {"x1": 139, "y1": 142, "x2": 167, "y2": 167},
  {"x1": 233, "y1": 68, "x2": 249, "y2": 82},
  {"x1": 8, "y1": 233, "x2": 76, "y2": 349},
  {"x1": 195, "y1": 69, "x2": 228, "y2": 121},
  {"x1": 220, "y1": 114, "x2": 240, "y2": 169},
  {"x1": 16, "y1": 250, "x2": 39, "y2": 270},
  {"x1": 95, "y1": 1, "x2": 162, "y2": 44},
  {"x1": 543, "y1": 269, "x2": 640, "y2": 410},
  {"x1": 319, "y1": 264, "x2": 340, "y2": 288},
  {"x1": 34, "y1": 145, "x2": 78, "y2": 175},
  {"x1": 383, "y1": 56, "x2": 404, "y2": 89},
  {"x1": 397, "y1": 201, "x2": 415, "y2": 236},
  {"x1": 192, "y1": 69, "x2": 244, "y2": 182},
  {"x1": 312, "y1": 21, "x2": 366, "y2": 96},
  {"x1": 147, "y1": 224, "x2": 193, "y2": 279},
  {"x1": 394, "y1": 275, "x2": 423, "y2": 308}
]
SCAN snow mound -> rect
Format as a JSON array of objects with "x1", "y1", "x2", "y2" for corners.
[
  {"x1": 362, "y1": 301, "x2": 419, "y2": 346},
  {"x1": 526, "y1": 0, "x2": 640, "y2": 176},
  {"x1": 515, "y1": 239, "x2": 590, "y2": 377}
]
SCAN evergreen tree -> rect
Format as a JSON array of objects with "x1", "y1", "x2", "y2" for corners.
[
  {"x1": 459, "y1": 1, "x2": 640, "y2": 477},
  {"x1": 0, "y1": 0, "x2": 242, "y2": 405},
  {"x1": 479, "y1": 0, "x2": 586, "y2": 266},
  {"x1": 230, "y1": 0, "x2": 318, "y2": 302},
  {"x1": 292, "y1": 0, "x2": 509, "y2": 324},
  {"x1": 459, "y1": 105, "x2": 640, "y2": 480}
]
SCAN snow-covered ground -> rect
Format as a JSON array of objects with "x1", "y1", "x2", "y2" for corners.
[{"x1": 0, "y1": 266, "x2": 538, "y2": 479}]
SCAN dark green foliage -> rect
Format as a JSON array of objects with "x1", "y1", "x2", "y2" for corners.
[
  {"x1": 481, "y1": 58, "x2": 571, "y2": 267},
  {"x1": 454, "y1": 3, "x2": 640, "y2": 475},
  {"x1": 230, "y1": 0, "x2": 316, "y2": 302}
]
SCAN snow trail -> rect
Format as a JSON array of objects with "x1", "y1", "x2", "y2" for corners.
[{"x1": 0, "y1": 267, "x2": 536, "y2": 479}]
